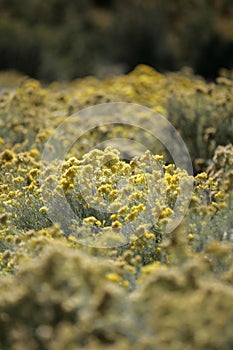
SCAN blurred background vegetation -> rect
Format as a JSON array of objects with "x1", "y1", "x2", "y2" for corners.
[{"x1": 0, "y1": 0, "x2": 232, "y2": 82}]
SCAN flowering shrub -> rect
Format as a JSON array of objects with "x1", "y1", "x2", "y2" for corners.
[{"x1": 0, "y1": 66, "x2": 233, "y2": 349}]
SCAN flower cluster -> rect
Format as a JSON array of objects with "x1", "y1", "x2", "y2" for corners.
[{"x1": 0, "y1": 66, "x2": 233, "y2": 350}]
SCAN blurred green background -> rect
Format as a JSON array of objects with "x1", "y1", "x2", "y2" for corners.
[{"x1": 0, "y1": 0, "x2": 233, "y2": 82}]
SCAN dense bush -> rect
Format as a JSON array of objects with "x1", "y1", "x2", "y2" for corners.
[{"x1": 0, "y1": 66, "x2": 233, "y2": 349}]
